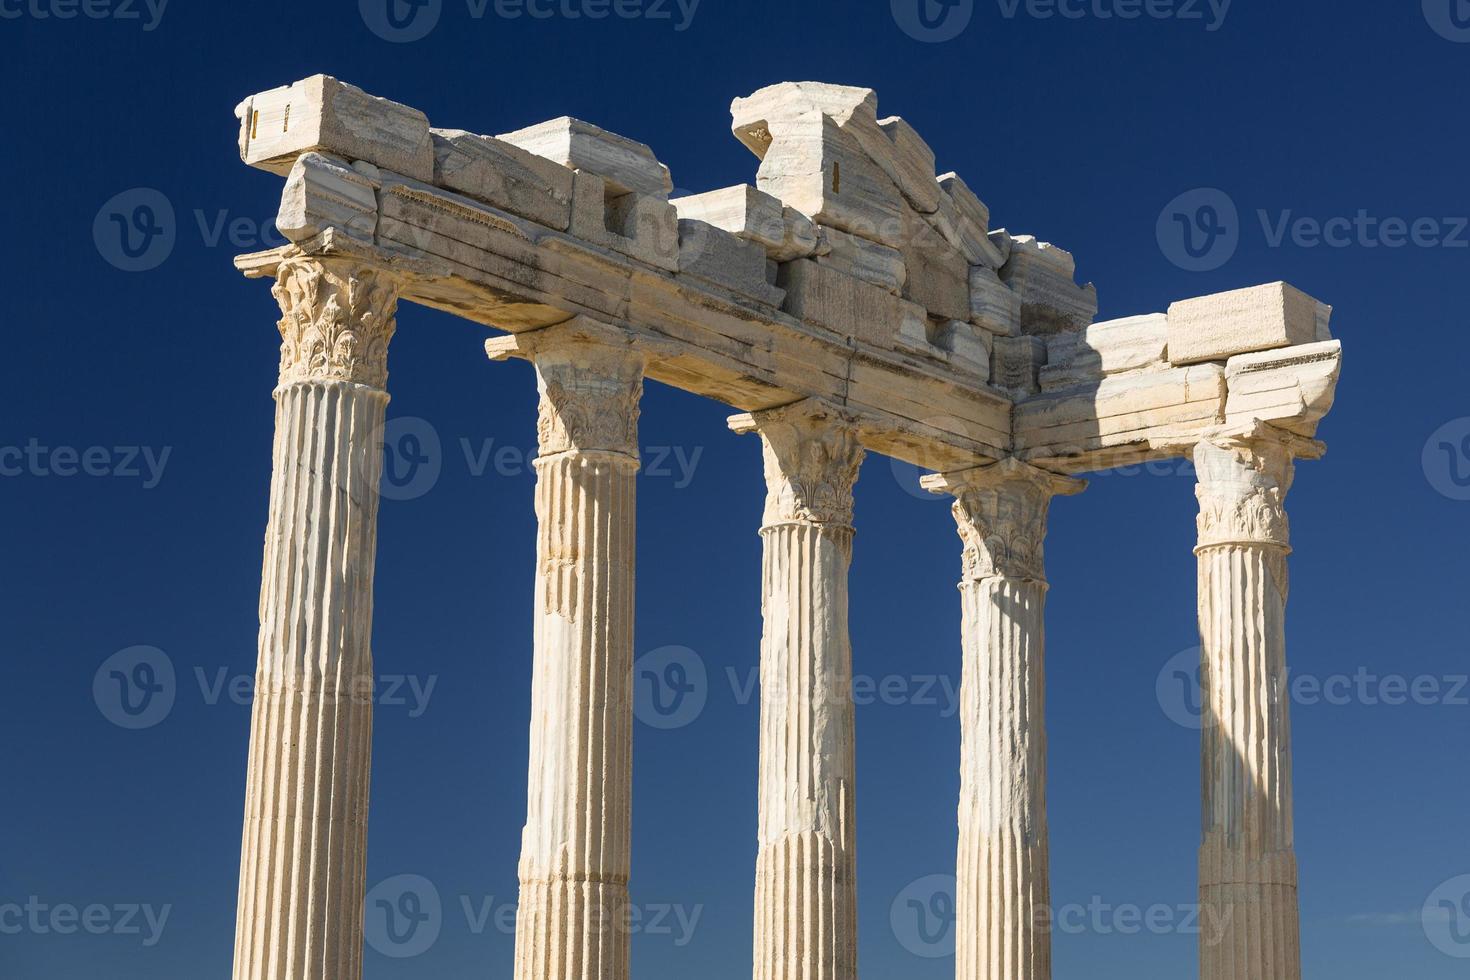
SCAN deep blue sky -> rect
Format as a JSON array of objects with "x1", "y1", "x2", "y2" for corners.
[{"x1": 3, "y1": 1, "x2": 1467, "y2": 977}]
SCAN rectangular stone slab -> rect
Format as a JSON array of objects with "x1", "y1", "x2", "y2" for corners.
[
  {"x1": 237, "y1": 75, "x2": 434, "y2": 181},
  {"x1": 497, "y1": 116, "x2": 672, "y2": 199},
  {"x1": 430, "y1": 129, "x2": 574, "y2": 231},
  {"x1": 678, "y1": 219, "x2": 785, "y2": 307},
  {"x1": 970, "y1": 265, "x2": 1021, "y2": 336},
  {"x1": 1040, "y1": 313, "x2": 1170, "y2": 390},
  {"x1": 276, "y1": 152, "x2": 379, "y2": 245},
  {"x1": 999, "y1": 236, "x2": 1097, "y2": 334},
  {"x1": 816, "y1": 227, "x2": 905, "y2": 294},
  {"x1": 1167, "y1": 281, "x2": 1322, "y2": 365},
  {"x1": 1223, "y1": 340, "x2": 1341, "y2": 434},
  {"x1": 671, "y1": 185, "x2": 819, "y2": 262},
  {"x1": 777, "y1": 257, "x2": 903, "y2": 345}
]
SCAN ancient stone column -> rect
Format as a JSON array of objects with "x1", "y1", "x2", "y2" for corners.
[
  {"x1": 922, "y1": 459, "x2": 1083, "y2": 980},
  {"x1": 729, "y1": 401, "x2": 865, "y2": 980},
  {"x1": 233, "y1": 256, "x2": 399, "y2": 980},
  {"x1": 1193, "y1": 424, "x2": 1321, "y2": 980},
  {"x1": 496, "y1": 324, "x2": 644, "y2": 980}
]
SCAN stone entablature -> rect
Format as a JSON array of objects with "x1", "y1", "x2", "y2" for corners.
[{"x1": 236, "y1": 74, "x2": 1339, "y2": 476}]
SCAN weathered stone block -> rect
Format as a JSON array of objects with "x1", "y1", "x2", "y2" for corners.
[
  {"x1": 1167, "y1": 282, "x2": 1324, "y2": 365},
  {"x1": 1015, "y1": 364, "x2": 1228, "y2": 458},
  {"x1": 276, "y1": 152, "x2": 379, "y2": 244},
  {"x1": 926, "y1": 173, "x2": 1004, "y2": 268},
  {"x1": 777, "y1": 258, "x2": 901, "y2": 345},
  {"x1": 677, "y1": 219, "x2": 784, "y2": 306},
  {"x1": 900, "y1": 210, "x2": 970, "y2": 321},
  {"x1": 878, "y1": 116, "x2": 941, "y2": 213},
  {"x1": 1223, "y1": 339, "x2": 1341, "y2": 434},
  {"x1": 430, "y1": 129, "x2": 574, "y2": 230},
  {"x1": 939, "y1": 320, "x2": 992, "y2": 379},
  {"x1": 670, "y1": 185, "x2": 819, "y2": 261},
  {"x1": 497, "y1": 116, "x2": 672, "y2": 199},
  {"x1": 731, "y1": 81, "x2": 881, "y2": 155},
  {"x1": 1040, "y1": 313, "x2": 1170, "y2": 390},
  {"x1": 732, "y1": 82, "x2": 908, "y2": 248},
  {"x1": 236, "y1": 75, "x2": 435, "y2": 181},
  {"x1": 970, "y1": 266, "x2": 1021, "y2": 337},
  {"x1": 754, "y1": 112, "x2": 907, "y2": 248},
  {"x1": 991, "y1": 335, "x2": 1046, "y2": 395},
  {"x1": 569, "y1": 170, "x2": 679, "y2": 272},
  {"x1": 816, "y1": 226, "x2": 905, "y2": 294},
  {"x1": 999, "y1": 236, "x2": 1097, "y2": 334}
]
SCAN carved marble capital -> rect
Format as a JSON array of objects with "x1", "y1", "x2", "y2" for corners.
[
  {"x1": 485, "y1": 318, "x2": 645, "y2": 460},
  {"x1": 272, "y1": 256, "x2": 400, "y2": 390},
  {"x1": 923, "y1": 458, "x2": 1085, "y2": 583},
  {"x1": 1193, "y1": 424, "x2": 1322, "y2": 553},
  {"x1": 729, "y1": 401, "x2": 865, "y2": 529}
]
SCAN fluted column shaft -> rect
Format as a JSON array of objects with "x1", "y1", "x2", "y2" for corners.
[
  {"x1": 1194, "y1": 425, "x2": 1318, "y2": 980},
  {"x1": 730, "y1": 402, "x2": 865, "y2": 980},
  {"x1": 509, "y1": 328, "x2": 644, "y2": 980},
  {"x1": 924, "y1": 460, "x2": 1083, "y2": 980},
  {"x1": 233, "y1": 257, "x2": 400, "y2": 980}
]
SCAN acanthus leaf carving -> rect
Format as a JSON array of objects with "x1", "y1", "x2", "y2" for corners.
[
  {"x1": 272, "y1": 257, "x2": 399, "y2": 390},
  {"x1": 533, "y1": 341, "x2": 645, "y2": 460},
  {"x1": 738, "y1": 403, "x2": 864, "y2": 529},
  {"x1": 1193, "y1": 433, "x2": 1298, "y2": 553},
  {"x1": 926, "y1": 459, "x2": 1084, "y2": 583}
]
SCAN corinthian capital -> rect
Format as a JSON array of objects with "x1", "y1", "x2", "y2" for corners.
[
  {"x1": 729, "y1": 401, "x2": 865, "y2": 529},
  {"x1": 1193, "y1": 423, "x2": 1324, "y2": 552},
  {"x1": 923, "y1": 458, "x2": 1085, "y2": 583},
  {"x1": 272, "y1": 256, "x2": 400, "y2": 390},
  {"x1": 487, "y1": 317, "x2": 645, "y2": 460}
]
